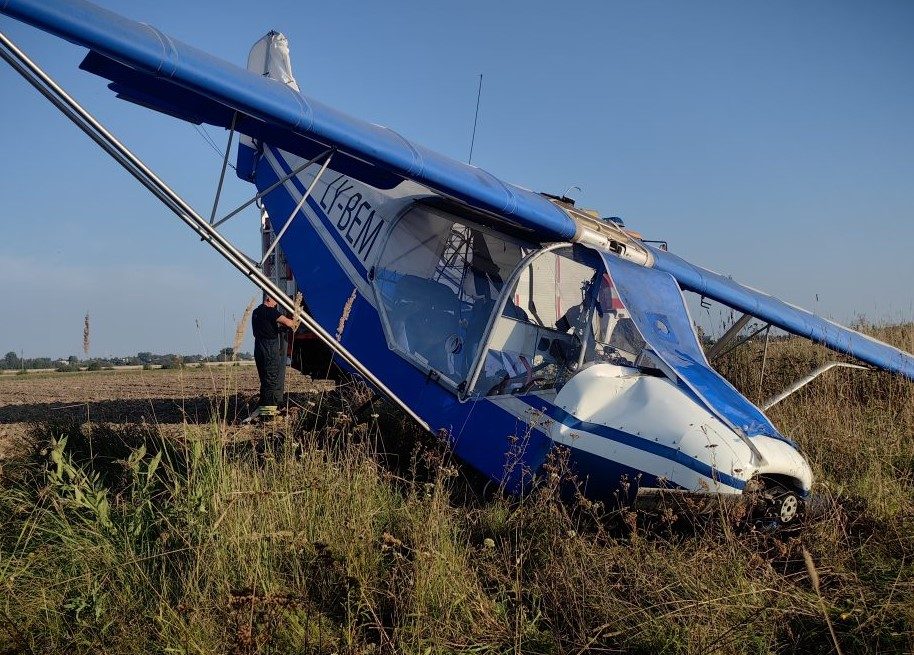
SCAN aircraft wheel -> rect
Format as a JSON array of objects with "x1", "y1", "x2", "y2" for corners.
[
  {"x1": 761, "y1": 483, "x2": 804, "y2": 527},
  {"x1": 777, "y1": 492, "x2": 800, "y2": 523},
  {"x1": 746, "y1": 478, "x2": 804, "y2": 529}
]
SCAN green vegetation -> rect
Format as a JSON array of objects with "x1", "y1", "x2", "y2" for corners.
[
  {"x1": 1, "y1": 326, "x2": 912, "y2": 653},
  {"x1": 159, "y1": 356, "x2": 186, "y2": 371}
]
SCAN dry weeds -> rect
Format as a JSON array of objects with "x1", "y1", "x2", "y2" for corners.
[{"x1": 0, "y1": 325, "x2": 911, "y2": 654}]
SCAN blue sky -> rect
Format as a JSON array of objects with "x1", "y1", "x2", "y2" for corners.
[{"x1": 1, "y1": 0, "x2": 912, "y2": 358}]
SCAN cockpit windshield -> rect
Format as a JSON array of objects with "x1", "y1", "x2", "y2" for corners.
[
  {"x1": 468, "y1": 245, "x2": 654, "y2": 397},
  {"x1": 600, "y1": 252, "x2": 783, "y2": 438},
  {"x1": 582, "y1": 271, "x2": 647, "y2": 366}
]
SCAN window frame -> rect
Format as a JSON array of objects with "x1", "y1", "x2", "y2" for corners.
[
  {"x1": 369, "y1": 199, "x2": 535, "y2": 393},
  {"x1": 461, "y1": 242, "x2": 580, "y2": 399}
]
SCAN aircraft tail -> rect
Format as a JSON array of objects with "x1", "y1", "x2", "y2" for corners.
[
  {"x1": 234, "y1": 31, "x2": 300, "y2": 179},
  {"x1": 246, "y1": 31, "x2": 300, "y2": 92}
]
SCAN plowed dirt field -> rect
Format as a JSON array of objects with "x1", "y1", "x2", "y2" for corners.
[{"x1": 0, "y1": 366, "x2": 328, "y2": 457}]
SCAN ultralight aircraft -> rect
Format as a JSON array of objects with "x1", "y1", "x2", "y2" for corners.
[{"x1": 3, "y1": 0, "x2": 913, "y2": 525}]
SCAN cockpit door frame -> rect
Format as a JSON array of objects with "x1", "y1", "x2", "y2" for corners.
[{"x1": 460, "y1": 242, "x2": 577, "y2": 400}]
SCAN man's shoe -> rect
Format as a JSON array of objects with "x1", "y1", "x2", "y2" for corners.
[
  {"x1": 259, "y1": 405, "x2": 278, "y2": 417},
  {"x1": 242, "y1": 405, "x2": 278, "y2": 424}
]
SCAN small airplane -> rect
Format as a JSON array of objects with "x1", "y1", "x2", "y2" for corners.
[{"x1": 3, "y1": 0, "x2": 913, "y2": 525}]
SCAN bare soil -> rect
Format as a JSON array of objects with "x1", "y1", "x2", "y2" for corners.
[{"x1": 0, "y1": 366, "x2": 329, "y2": 457}]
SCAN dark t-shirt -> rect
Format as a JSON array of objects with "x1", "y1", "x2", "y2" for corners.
[{"x1": 252, "y1": 304, "x2": 282, "y2": 340}]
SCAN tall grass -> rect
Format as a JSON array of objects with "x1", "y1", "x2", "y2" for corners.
[{"x1": 1, "y1": 326, "x2": 912, "y2": 653}]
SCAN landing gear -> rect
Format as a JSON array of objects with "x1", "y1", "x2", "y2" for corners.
[
  {"x1": 746, "y1": 477, "x2": 804, "y2": 529},
  {"x1": 776, "y1": 492, "x2": 800, "y2": 524}
]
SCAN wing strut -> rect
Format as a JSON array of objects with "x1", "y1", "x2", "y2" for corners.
[
  {"x1": 212, "y1": 148, "x2": 333, "y2": 229},
  {"x1": 706, "y1": 313, "x2": 753, "y2": 360},
  {"x1": 0, "y1": 31, "x2": 430, "y2": 432},
  {"x1": 260, "y1": 148, "x2": 334, "y2": 267},
  {"x1": 208, "y1": 111, "x2": 237, "y2": 224},
  {"x1": 762, "y1": 362, "x2": 870, "y2": 410}
]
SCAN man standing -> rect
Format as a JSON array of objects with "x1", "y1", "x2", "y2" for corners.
[{"x1": 252, "y1": 296, "x2": 296, "y2": 417}]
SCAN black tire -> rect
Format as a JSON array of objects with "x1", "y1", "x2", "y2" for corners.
[{"x1": 749, "y1": 477, "x2": 805, "y2": 528}]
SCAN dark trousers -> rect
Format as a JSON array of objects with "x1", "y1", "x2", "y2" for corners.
[{"x1": 254, "y1": 336, "x2": 285, "y2": 406}]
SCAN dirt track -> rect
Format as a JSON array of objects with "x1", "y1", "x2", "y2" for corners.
[{"x1": 0, "y1": 367, "x2": 329, "y2": 456}]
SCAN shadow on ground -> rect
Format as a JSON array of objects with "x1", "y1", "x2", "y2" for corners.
[{"x1": 0, "y1": 391, "x2": 327, "y2": 425}]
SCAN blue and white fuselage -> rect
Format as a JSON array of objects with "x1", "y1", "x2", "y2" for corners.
[
  {"x1": 236, "y1": 34, "x2": 812, "y2": 502},
  {"x1": 241, "y1": 136, "x2": 811, "y2": 501}
]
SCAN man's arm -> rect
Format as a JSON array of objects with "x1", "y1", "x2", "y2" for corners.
[{"x1": 277, "y1": 314, "x2": 296, "y2": 329}]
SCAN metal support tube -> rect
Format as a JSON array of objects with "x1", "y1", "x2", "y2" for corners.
[
  {"x1": 712, "y1": 321, "x2": 771, "y2": 361},
  {"x1": 0, "y1": 31, "x2": 429, "y2": 431},
  {"x1": 707, "y1": 313, "x2": 752, "y2": 360},
  {"x1": 762, "y1": 362, "x2": 869, "y2": 410},
  {"x1": 208, "y1": 111, "x2": 237, "y2": 224},
  {"x1": 757, "y1": 325, "x2": 771, "y2": 401},
  {"x1": 212, "y1": 147, "x2": 332, "y2": 229},
  {"x1": 260, "y1": 149, "x2": 333, "y2": 266}
]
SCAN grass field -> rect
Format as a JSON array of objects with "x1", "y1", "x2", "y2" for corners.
[{"x1": 1, "y1": 326, "x2": 912, "y2": 654}]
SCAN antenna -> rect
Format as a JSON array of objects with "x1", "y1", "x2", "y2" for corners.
[{"x1": 468, "y1": 73, "x2": 483, "y2": 165}]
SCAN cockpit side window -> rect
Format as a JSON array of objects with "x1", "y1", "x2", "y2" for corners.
[{"x1": 372, "y1": 204, "x2": 525, "y2": 386}]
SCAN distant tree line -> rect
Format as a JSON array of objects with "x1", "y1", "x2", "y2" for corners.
[{"x1": 1, "y1": 349, "x2": 253, "y2": 371}]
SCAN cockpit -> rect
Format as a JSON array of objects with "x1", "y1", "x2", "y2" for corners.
[
  {"x1": 470, "y1": 244, "x2": 653, "y2": 397},
  {"x1": 371, "y1": 201, "x2": 671, "y2": 400}
]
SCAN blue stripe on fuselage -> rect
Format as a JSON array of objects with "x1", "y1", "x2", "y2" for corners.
[
  {"x1": 518, "y1": 395, "x2": 746, "y2": 491},
  {"x1": 266, "y1": 147, "x2": 368, "y2": 278}
]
